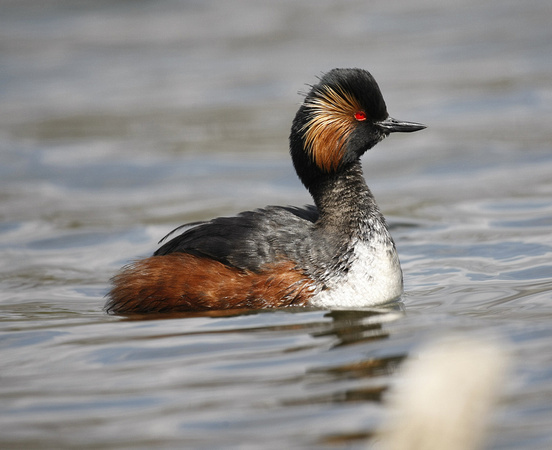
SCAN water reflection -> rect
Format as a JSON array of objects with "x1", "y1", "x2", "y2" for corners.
[
  {"x1": 272, "y1": 308, "x2": 408, "y2": 418},
  {"x1": 321, "y1": 308, "x2": 403, "y2": 347}
]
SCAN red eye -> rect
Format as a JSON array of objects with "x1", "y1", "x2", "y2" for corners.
[{"x1": 354, "y1": 111, "x2": 367, "y2": 121}]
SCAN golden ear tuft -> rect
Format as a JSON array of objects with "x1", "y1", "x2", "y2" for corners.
[{"x1": 302, "y1": 86, "x2": 363, "y2": 172}]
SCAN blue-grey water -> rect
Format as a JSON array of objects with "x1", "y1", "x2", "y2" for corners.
[{"x1": 1, "y1": 0, "x2": 552, "y2": 448}]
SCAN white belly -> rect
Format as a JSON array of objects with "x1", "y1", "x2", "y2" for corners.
[{"x1": 309, "y1": 241, "x2": 403, "y2": 309}]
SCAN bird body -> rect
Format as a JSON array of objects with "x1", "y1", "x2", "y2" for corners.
[{"x1": 106, "y1": 68, "x2": 425, "y2": 314}]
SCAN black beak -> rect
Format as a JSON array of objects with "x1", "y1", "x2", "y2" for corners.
[{"x1": 376, "y1": 116, "x2": 426, "y2": 133}]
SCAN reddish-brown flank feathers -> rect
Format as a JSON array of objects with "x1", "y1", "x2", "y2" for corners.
[
  {"x1": 107, "y1": 253, "x2": 314, "y2": 314},
  {"x1": 302, "y1": 85, "x2": 364, "y2": 172}
]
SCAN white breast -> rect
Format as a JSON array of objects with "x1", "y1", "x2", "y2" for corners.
[{"x1": 309, "y1": 240, "x2": 403, "y2": 309}]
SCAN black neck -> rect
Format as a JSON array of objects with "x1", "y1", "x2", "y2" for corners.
[{"x1": 307, "y1": 161, "x2": 385, "y2": 240}]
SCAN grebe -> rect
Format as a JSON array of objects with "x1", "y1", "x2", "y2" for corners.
[{"x1": 106, "y1": 68, "x2": 425, "y2": 314}]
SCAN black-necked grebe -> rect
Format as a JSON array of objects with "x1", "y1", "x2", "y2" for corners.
[{"x1": 106, "y1": 68, "x2": 425, "y2": 314}]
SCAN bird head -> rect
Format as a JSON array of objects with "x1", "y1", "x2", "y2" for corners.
[{"x1": 290, "y1": 68, "x2": 425, "y2": 187}]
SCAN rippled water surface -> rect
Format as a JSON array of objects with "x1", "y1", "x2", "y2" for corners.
[{"x1": 1, "y1": 0, "x2": 552, "y2": 448}]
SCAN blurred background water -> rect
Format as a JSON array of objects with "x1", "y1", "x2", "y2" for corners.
[{"x1": 1, "y1": 0, "x2": 551, "y2": 448}]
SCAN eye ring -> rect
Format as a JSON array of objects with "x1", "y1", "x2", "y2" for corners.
[{"x1": 354, "y1": 111, "x2": 367, "y2": 121}]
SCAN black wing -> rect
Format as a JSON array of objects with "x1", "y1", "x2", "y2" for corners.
[{"x1": 154, "y1": 205, "x2": 319, "y2": 272}]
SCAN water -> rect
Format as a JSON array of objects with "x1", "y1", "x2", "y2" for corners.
[{"x1": 1, "y1": 0, "x2": 552, "y2": 448}]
